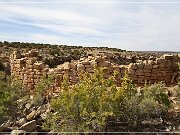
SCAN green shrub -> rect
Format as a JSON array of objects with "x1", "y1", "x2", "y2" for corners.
[
  {"x1": 33, "y1": 74, "x2": 55, "y2": 106},
  {"x1": 43, "y1": 68, "x2": 118, "y2": 132},
  {"x1": 0, "y1": 71, "x2": 25, "y2": 124},
  {"x1": 114, "y1": 72, "x2": 140, "y2": 127},
  {"x1": 115, "y1": 77, "x2": 170, "y2": 128},
  {"x1": 42, "y1": 69, "x2": 171, "y2": 132}
]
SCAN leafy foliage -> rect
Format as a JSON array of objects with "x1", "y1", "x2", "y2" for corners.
[
  {"x1": 42, "y1": 69, "x2": 171, "y2": 132},
  {"x1": 34, "y1": 74, "x2": 55, "y2": 105},
  {"x1": 43, "y1": 68, "x2": 118, "y2": 132},
  {"x1": 0, "y1": 72, "x2": 25, "y2": 124},
  {"x1": 116, "y1": 81, "x2": 170, "y2": 128}
]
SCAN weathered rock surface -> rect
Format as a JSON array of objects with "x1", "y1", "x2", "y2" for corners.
[
  {"x1": 17, "y1": 118, "x2": 27, "y2": 127},
  {"x1": 19, "y1": 120, "x2": 36, "y2": 132},
  {"x1": 26, "y1": 110, "x2": 37, "y2": 121}
]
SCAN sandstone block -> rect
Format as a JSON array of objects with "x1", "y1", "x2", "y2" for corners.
[
  {"x1": 86, "y1": 67, "x2": 94, "y2": 73},
  {"x1": 81, "y1": 61, "x2": 90, "y2": 65},
  {"x1": 80, "y1": 57, "x2": 85, "y2": 61},
  {"x1": 113, "y1": 66, "x2": 120, "y2": 72},
  {"x1": 34, "y1": 62, "x2": 44, "y2": 70},
  {"x1": 157, "y1": 58, "x2": 165, "y2": 64},
  {"x1": 143, "y1": 69, "x2": 151, "y2": 73},
  {"x1": 35, "y1": 72, "x2": 43, "y2": 75},
  {"x1": 163, "y1": 54, "x2": 173, "y2": 60},
  {"x1": 128, "y1": 69, "x2": 135, "y2": 75},
  {"x1": 150, "y1": 79, "x2": 154, "y2": 83},
  {"x1": 138, "y1": 77, "x2": 145, "y2": 83},
  {"x1": 98, "y1": 61, "x2": 109, "y2": 67},
  {"x1": 131, "y1": 77, "x2": 138, "y2": 81},
  {"x1": 157, "y1": 72, "x2": 162, "y2": 77},
  {"x1": 20, "y1": 120, "x2": 36, "y2": 132},
  {"x1": 144, "y1": 76, "x2": 151, "y2": 80},
  {"x1": 26, "y1": 110, "x2": 36, "y2": 121},
  {"x1": 63, "y1": 62, "x2": 70, "y2": 70},
  {"x1": 135, "y1": 69, "x2": 144, "y2": 76},
  {"x1": 144, "y1": 72, "x2": 151, "y2": 77},
  {"x1": 27, "y1": 69, "x2": 33, "y2": 73},
  {"x1": 148, "y1": 60, "x2": 155, "y2": 65},
  {"x1": 137, "y1": 63, "x2": 144, "y2": 69},
  {"x1": 95, "y1": 57, "x2": 105, "y2": 62},
  {"x1": 69, "y1": 63, "x2": 77, "y2": 69},
  {"x1": 26, "y1": 50, "x2": 39, "y2": 57},
  {"x1": 166, "y1": 72, "x2": 173, "y2": 76},
  {"x1": 69, "y1": 72, "x2": 77, "y2": 81},
  {"x1": 128, "y1": 63, "x2": 138, "y2": 70},
  {"x1": 172, "y1": 63, "x2": 179, "y2": 69},
  {"x1": 77, "y1": 64, "x2": 85, "y2": 72},
  {"x1": 165, "y1": 76, "x2": 171, "y2": 83},
  {"x1": 144, "y1": 64, "x2": 152, "y2": 69},
  {"x1": 14, "y1": 64, "x2": 21, "y2": 68},
  {"x1": 11, "y1": 51, "x2": 21, "y2": 59},
  {"x1": 153, "y1": 65, "x2": 159, "y2": 69},
  {"x1": 151, "y1": 74, "x2": 158, "y2": 79},
  {"x1": 17, "y1": 118, "x2": 27, "y2": 127},
  {"x1": 27, "y1": 64, "x2": 34, "y2": 69},
  {"x1": 172, "y1": 55, "x2": 179, "y2": 62},
  {"x1": 43, "y1": 67, "x2": 49, "y2": 72},
  {"x1": 160, "y1": 71, "x2": 167, "y2": 77},
  {"x1": 84, "y1": 64, "x2": 93, "y2": 68},
  {"x1": 159, "y1": 63, "x2": 165, "y2": 68},
  {"x1": 165, "y1": 61, "x2": 172, "y2": 67},
  {"x1": 26, "y1": 59, "x2": 36, "y2": 65}
]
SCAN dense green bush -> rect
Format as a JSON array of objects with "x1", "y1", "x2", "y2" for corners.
[
  {"x1": 42, "y1": 69, "x2": 171, "y2": 132},
  {"x1": 116, "y1": 80, "x2": 170, "y2": 128},
  {"x1": 0, "y1": 72, "x2": 25, "y2": 124},
  {"x1": 43, "y1": 68, "x2": 118, "y2": 132},
  {"x1": 34, "y1": 75, "x2": 55, "y2": 106}
]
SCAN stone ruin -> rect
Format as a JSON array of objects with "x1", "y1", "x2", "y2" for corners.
[{"x1": 10, "y1": 50, "x2": 180, "y2": 93}]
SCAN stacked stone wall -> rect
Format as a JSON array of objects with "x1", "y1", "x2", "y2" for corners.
[{"x1": 10, "y1": 50, "x2": 180, "y2": 92}]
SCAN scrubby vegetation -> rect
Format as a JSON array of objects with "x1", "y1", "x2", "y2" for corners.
[
  {"x1": 0, "y1": 41, "x2": 179, "y2": 133},
  {"x1": 33, "y1": 74, "x2": 55, "y2": 106},
  {"x1": 0, "y1": 66, "x2": 179, "y2": 133},
  {"x1": 1, "y1": 40, "x2": 170, "y2": 69},
  {"x1": 0, "y1": 71, "x2": 25, "y2": 124},
  {"x1": 0, "y1": 60, "x2": 5, "y2": 71},
  {"x1": 41, "y1": 68, "x2": 171, "y2": 132}
]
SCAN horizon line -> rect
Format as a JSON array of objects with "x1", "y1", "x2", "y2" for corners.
[{"x1": 0, "y1": 40, "x2": 180, "y2": 52}]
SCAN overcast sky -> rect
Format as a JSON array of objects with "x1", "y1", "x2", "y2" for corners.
[{"x1": 0, "y1": 0, "x2": 180, "y2": 51}]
